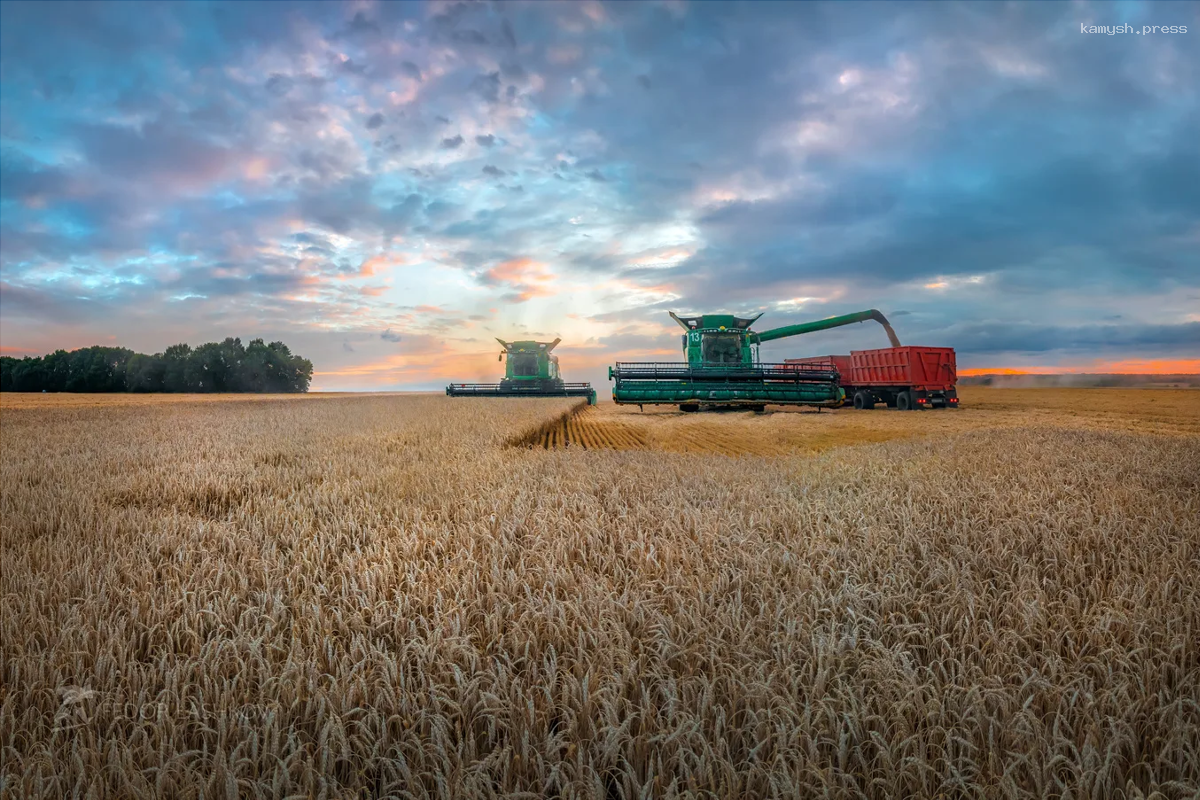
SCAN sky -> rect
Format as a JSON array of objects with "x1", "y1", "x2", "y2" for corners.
[{"x1": 1, "y1": 0, "x2": 1197, "y2": 391}]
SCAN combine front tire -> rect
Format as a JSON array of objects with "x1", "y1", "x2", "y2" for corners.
[
  {"x1": 679, "y1": 403, "x2": 700, "y2": 413},
  {"x1": 853, "y1": 391, "x2": 873, "y2": 410},
  {"x1": 897, "y1": 391, "x2": 914, "y2": 411}
]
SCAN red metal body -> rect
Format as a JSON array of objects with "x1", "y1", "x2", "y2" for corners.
[
  {"x1": 848, "y1": 346, "x2": 956, "y2": 389},
  {"x1": 786, "y1": 346, "x2": 958, "y2": 409}
]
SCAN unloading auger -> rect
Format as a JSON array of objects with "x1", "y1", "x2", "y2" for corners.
[
  {"x1": 447, "y1": 338, "x2": 597, "y2": 404},
  {"x1": 608, "y1": 310, "x2": 899, "y2": 411}
]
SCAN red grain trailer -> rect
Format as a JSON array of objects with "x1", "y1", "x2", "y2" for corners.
[{"x1": 786, "y1": 346, "x2": 958, "y2": 410}]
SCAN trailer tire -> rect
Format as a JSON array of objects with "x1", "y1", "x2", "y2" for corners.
[
  {"x1": 853, "y1": 391, "x2": 873, "y2": 410},
  {"x1": 679, "y1": 403, "x2": 700, "y2": 413},
  {"x1": 896, "y1": 390, "x2": 914, "y2": 411}
]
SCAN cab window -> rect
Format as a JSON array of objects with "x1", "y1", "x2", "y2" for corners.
[
  {"x1": 512, "y1": 353, "x2": 539, "y2": 376},
  {"x1": 702, "y1": 333, "x2": 741, "y2": 364}
]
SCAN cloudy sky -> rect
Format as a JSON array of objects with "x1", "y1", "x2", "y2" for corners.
[{"x1": 1, "y1": 0, "x2": 1197, "y2": 390}]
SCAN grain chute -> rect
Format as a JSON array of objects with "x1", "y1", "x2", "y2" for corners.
[
  {"x1": 608, "y1": 309, "x2": 899, "y2": 411},
  {"x1": 447, "y1": 338, "x2": 597, "y2": 404}
]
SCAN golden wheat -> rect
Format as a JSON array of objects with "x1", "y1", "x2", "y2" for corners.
[{"x1": 2, "y1": 390, "x2": 1198, "y2": 798}]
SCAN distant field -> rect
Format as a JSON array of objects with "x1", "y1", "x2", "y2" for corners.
[{"x1": 2, "y1": 389, "x2": 1198, "y2": 798}]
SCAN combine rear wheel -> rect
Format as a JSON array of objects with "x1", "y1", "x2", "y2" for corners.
[
  {"x1": 896, "y1": 391, "x2": 914, "y2": 411},
  {"x1": 679, "y1": 403, "x2": 700, "y2": 413},
  {"x1": 853, "y1": 391, "x2": 873, "y2": 410}
]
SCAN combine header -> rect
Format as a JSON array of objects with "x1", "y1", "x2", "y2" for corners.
[
  {"x1": 609, "y1": 309, "x2": 899, "y2": 411},
  {"x1": 447, "y1": 338, "x2": 596, "y2": 404}
]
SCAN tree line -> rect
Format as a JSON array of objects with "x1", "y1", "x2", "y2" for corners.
[{"x1": 0, "y1": 338, "x2": 314, "y2": 393}]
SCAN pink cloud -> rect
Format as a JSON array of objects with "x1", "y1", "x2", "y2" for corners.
[
  {"x1": 354, "y1": 253, "x2": 407, "y2": 278},
  {"x1": 483, "y1": 257, "x2": 558, "y2": 303}
]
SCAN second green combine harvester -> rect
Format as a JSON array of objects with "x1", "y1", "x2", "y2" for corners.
[
  {"x1": 447, "y1": 338, "x2": 596, "y2": 404},
  {"x1": 609, "y1": 310, "x2": 900, "y2": 411}
]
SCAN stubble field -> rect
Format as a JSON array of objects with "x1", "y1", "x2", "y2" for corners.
[{"x1": 2, "y1": 388, "x2": 1198, "y2": 799}]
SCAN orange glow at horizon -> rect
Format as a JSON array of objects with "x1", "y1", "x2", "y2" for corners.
[{"x1": 960, "y1": 359, "x2": 1200, "y2": 376}]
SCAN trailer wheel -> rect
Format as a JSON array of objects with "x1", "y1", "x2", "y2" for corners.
[
  {"x1": 896, "y1": 390, "x2": 914, "y2": 411},
  {"x1": 853, "y1": 391, "x2": 873, "y2": 410},
  {"x1": 679, "y1": 403, "x2": 700, "y2": 413}
]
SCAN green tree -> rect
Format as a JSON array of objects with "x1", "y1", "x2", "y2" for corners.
[
  {"x1": 1, "y1": 339, "x2": 313, "y2": 393},
  {"x1": 125, "y1": 353, "x2": 166, "y2": 392},
  {"x1": 0, "y1": 357, "x2": 14, "y2": 392},
  {"x1": 162, "y1": 344, "x2": 195, "y2": 392}
]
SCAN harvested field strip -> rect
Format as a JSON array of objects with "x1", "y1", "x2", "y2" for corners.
[
  {"x1": 686, "y1": 423, "x2": 764, "y2": 456},
  {"x1": 511, "y1": 405, "x2": 650, "y2": 450},
  {"x1": 772, "y1": 425, "x2": 915, "y2": 455},
  {"x1": 505, "y1": 399, "x2": 593, "y2": 448},
  {"x1": 529, "y1": 406, "x2": 930, "y2": 457}
]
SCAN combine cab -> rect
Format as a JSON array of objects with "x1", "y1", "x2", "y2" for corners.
[
  {"x1": 609, "y1": 310, "x2": 901, "y2": 411},
  {"x1": 447, "y1": 338, "x2": 596, "y2": 404}
]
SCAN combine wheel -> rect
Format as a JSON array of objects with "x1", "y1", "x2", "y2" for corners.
[
  {"x1": 896, "y1": 390, "x2": 914, "y2": 411},
  {"x1": 679, "y1": 403, "x2": 700, "y2": 413},
  {"x1": 749, "y1": 404, "x2": 766, "y2": 413},
  {"x1": 853, "y1": 391, "x2": 873, "y2": 410}
]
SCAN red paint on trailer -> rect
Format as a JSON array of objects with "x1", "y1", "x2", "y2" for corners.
[
  {"x1": 848, "y1": 346, "x2": 956, "y2": 391},
  {"x1": 786, "y1": 346, "x2": 958, "y2": 408},
  {"x1": 787, "y1": 347, "x2": 956, "y2": 391}
]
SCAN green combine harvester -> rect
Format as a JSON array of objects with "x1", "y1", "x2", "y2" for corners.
[
  {"x1": 447, "y1": 338, "x2": 597, "y2": 404},
  {"x1": 609, "y1": 309, "x2": 899, "y2": 411}
]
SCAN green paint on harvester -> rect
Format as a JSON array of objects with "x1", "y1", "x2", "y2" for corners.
[
  {"x1": 608, "y1": 310, "x2": 899, "y2": 410},
  {"x1": 447, "y1": 338, "x2": 597, "y2": 404}
]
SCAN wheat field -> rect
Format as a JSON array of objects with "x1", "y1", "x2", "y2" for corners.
[{"x1": 2, "y1": 389, "x2": 1198, "y2": 799}]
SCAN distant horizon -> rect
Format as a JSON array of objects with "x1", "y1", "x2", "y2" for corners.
[{"x1": 4, "y1": 341, "x2": 1198, "y2": 394}]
